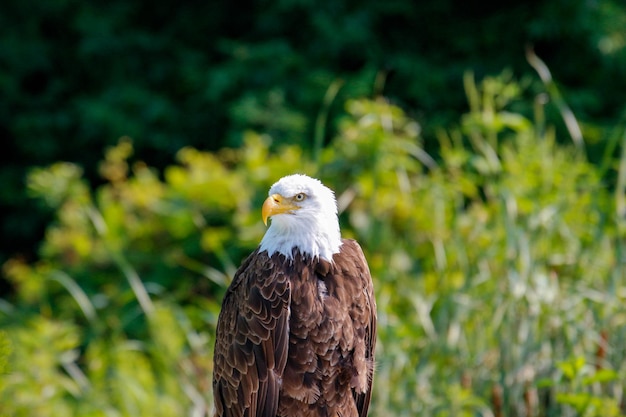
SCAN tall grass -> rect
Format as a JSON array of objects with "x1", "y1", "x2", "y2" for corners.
[{"x1": 344, "y1": 73, "x2": 625, "y2": 417}]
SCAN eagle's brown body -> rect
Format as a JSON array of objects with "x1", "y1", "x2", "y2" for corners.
[{"x1": 213, "y1": 239, "x2": 376, "y2": 417}]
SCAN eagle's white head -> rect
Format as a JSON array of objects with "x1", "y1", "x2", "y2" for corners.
[{"x1": 259, "y1": 174, "x2": 342, "y2": 261}]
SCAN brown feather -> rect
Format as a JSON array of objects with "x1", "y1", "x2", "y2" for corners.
[{"x1": 213, "y1": 239, "x2": 376, "y2": 417}]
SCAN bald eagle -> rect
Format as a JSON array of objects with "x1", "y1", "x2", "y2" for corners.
[{"x1": 212, "y1": 174, "x2": 376, "y2": 417}]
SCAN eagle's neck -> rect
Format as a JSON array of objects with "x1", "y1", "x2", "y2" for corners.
[{"x1": 259, "y1": 214, "x2": 342, "y2": 262}]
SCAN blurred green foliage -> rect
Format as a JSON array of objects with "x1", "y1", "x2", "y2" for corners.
[
  {"x1": 2, "y1": 72, "x2": 625, "y2": 416},
  {"x1": 2, "y1": 0, "x2": 626, "y2": 268}
]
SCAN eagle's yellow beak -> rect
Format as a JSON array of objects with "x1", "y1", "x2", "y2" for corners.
[{"x1": 262, "y1": 194, "x2": 300, "y2": 225}]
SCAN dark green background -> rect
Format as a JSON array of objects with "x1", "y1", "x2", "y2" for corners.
[{"x1": 2, "y1": 0, "x2": 625, "y2": 274}]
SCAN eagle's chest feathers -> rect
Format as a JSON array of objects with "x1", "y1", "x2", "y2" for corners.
[
  {"x1": 285, "y1": 255, "x2": 351, "y2": 343},
  {"x1": 276, "y1": 252, "x2": 362, "y2": 412}
]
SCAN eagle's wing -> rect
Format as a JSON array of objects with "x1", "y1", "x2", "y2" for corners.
[
  {"x1": 342, "y1": 239, "x2": 377, "y2": 417},
  {"x1": 213, "y1": 249, "x2": 291, "y2": 417}
]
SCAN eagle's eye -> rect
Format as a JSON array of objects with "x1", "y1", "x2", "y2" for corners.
[{"x1": 294, "y1": 193, "x2": 306, "y2": 202}]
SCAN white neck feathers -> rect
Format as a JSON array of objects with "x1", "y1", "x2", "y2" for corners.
[{"x1": 260, "y1": 213, "x2": 342, "y2": 261}]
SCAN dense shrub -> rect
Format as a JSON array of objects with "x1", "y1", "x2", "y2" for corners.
[{"x1": 2, "y1": 73, "x2": 625, "y2": 415}]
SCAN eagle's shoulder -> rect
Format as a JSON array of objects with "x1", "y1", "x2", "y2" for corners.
[
  {"x1": 337, "y1": 238, "x2": 369, "y2": 266},
  {"x1": 335, "y1": 238, "x2": 376, "y2": 417},
  {"x1": 331, "y1": 239, "x2": 373, "y2": 289},
  {"x1": 213, "y1": 248, "x2": 291, "y2": 417}
]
